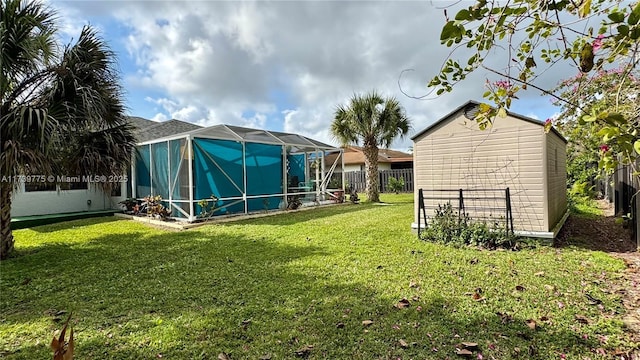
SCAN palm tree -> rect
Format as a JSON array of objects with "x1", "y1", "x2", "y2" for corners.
[
  {"x1": 1, "y1": 0, "x2": 136, "y2": 260},
  {"x1": 331, "y1": 91, "x2": 410, "y2": 202}
]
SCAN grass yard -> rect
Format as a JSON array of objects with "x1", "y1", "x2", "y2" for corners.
[{"x1": 0, "y1": 194, "x2": 635, "y2": 359}]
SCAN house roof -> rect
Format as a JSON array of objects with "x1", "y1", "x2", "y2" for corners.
[
  {"x1": 411, "y1": 100, "x2": 567, "y2": 143},
  {"x1": 135, "y1": 119, "x2": 203, "y2": 143},
  {"x1": 127, "y1": 116, "x2": 158, "y2": 131},
  {"x1": 325, "y1": 146, "x2": 412, "y2": 165}
]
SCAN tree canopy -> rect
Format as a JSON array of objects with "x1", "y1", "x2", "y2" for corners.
[
  {"x1": 331, "y1": 91, "x2": 410, "y2": 202},
  {"x1": 0, "y1": 0, "x2": 136, "y2": 259},
  {"x1": 429, "y1": 0, "x2": 639, "y2": 178}
]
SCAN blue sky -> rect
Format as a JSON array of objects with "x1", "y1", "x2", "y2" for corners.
[{"x1": 52, "y1": 0, "x2": 566, "y2": 151}]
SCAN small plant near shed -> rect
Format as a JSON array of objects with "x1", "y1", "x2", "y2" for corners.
[
  {"x1": 387, "y1": 176, "x2": 405, "y2": 194},
  {"x1": 420, "y1": 203, "x2": 515, "y2": 249}
]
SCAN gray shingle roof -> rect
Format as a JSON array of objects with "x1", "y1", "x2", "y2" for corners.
[
  {"x1": 127, "y1": 116, "x2": 157, "y2": 131},
  {"x1": 133, "y1": 118, "x2": 203, "y2": 143}
]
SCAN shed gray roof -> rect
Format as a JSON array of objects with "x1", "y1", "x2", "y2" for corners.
[
  {"x1": 134, "y1": 119, "x2": 203, "y2": 143},
  {"x1": 411, "y1": 100, "x2": 567, "y2": 143}
]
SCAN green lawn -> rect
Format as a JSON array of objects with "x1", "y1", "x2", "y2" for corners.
[{"x1": 0, "y1": 194, "x2": 634, "y2": 359}]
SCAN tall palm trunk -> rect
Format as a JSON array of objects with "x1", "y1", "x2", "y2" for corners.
[
  {"x1": 0, "y1": 182, "x2": 14, "y2": 260},
  {"x1": 363, "y1": 144, "x2": 380, "y2": 202}
]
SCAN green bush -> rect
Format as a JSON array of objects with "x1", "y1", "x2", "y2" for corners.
[
  {"x1": 420, "y1": 203, "x2": 515, "y2": 249},
  {"x1": 387, "y1": 176, "x2": 405, "y2": 194}
]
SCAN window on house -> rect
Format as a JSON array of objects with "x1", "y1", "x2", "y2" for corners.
[
  {"x1": 25, "y1": 182, "x2": 57, "y2": 192},
  {"x1": 111, "y1": 184, "x2": 122, "y2": 197},
  {"x1": 59, "y1": 181, "x2": 88, "y2": 190}
]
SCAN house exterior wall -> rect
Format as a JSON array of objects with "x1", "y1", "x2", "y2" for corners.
[
  {"x1": 343, "y1": 163, "x2": 391, "y2": 172},
  {"x1": 11, "y1": 182, "x2": 125, "y2": 217},
  {"x1": 344, "y1": 164, "x2": 361, "y2": 172},
  {"x1": 413, "y1": 112, "x2": 548, "y2": 233},
  {"x1": 545, "y1": 132, "x2": 568, "y2": 230}
]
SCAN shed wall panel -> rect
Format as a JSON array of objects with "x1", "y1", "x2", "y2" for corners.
[
  {"x1": 546, "y1": 132, "x2": 568, "y2": 229},
  {"x1": 414, "y1": 113, "x2": 547, "y2": 232}
]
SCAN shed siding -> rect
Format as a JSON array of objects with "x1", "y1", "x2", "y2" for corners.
[
  {"x1": 546, "y1": 132, "x2": 568, "y2": 229},
  {"x1": 414, "y1": 112, "x2": 546, "y2": 232}
]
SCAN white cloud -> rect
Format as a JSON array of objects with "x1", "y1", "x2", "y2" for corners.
[{"x1": 54, "y1": 0, "x2": 568, "y2": 151}]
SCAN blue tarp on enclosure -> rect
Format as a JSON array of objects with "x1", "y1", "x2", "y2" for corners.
[
  {"x1": 133, "y1": 124, "x2": 341, "y2": 220},
  {"x1": 136, "y1": 146, "x2": 151, "y2": 197},
  {"x1": 288, "y1": 153, "x2": 306, "y2": 185},
  {"x1": 245, "y1": 142, "x2": 283, "y2": 211},
  {"x1": 193, "y1": 138, "x2": 244, "y2": 200},
  {"x1": 151, "y1": 142, "x2": 169, "y2": 199}
]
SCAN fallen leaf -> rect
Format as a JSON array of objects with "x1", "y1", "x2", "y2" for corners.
[
  {"x1": 496, "y1": 312, "x2": 513, "y2": 323},
  {"x1": 362, "y1": 320, "x2": 373, "y2": 326},
  {"x1": 399, "y1": 339, "x2": 408, "y2": 348},
  {"x1": 456, "y1": 348, "x2": 474, "y2": 356},
  {"x1": 394, "y1": 298, "x2": 411, "y2": 309},
  {"x1": 294, "y1": 345, "x2": 313, "y2": 357},
  {"x1": 461, "y1": 342, "x2": 478, "y2": 349},
  {"x1": 515, "y1": 285, "x2": 526, "y2": 291},
  {"x1": 544, "y1": 284, "x2": 556, "y2": 291},
  {"x1": 585, "y1": 293, "x2": 602, "y2": 305},
  {"x1": 218, "y1": 353, "x2": 231, "y2": 360},
  {"x1": 534, "y1": 271, "x2": 545, "y2": 277},
  {"x1": 409, "y1": 281, "x2": 419, "y2": 288},
  {"x1": 574, "y1": 314, "x2": 589, "y2": 324},
  {"x1": 259, "y1": 354, "x2": 272, "y2": 360},
  {"x1": 469, "y1": 258, "x2": 479, "y2": 265},
  {"x1": 525, "y1": 319, "x2": 537, "y2": 330},
  {"x1": 472, "y1": 292, "x2": 485, "y2": 301},
  {"x1": 336, "y1": 322, "x2": 345, "y2": 329},
  {"x1": 539, "y1": 316, "x2": 549, "y2": 322}
]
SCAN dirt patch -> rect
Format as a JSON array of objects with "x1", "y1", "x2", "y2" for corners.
[
  {"x1": 556, "y1": 201, "x2": 636, "y2": 253},
  {"x1": 556, "y1": 200, "x2": 640, "y2": 355}
]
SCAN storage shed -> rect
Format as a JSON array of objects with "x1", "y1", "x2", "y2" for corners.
[
  {"x1": 133, "y1": 125, "x2": 344, "y2": 221},
  {"x1": 411, "y1": 100, "x2": 568, "y2": 238}
]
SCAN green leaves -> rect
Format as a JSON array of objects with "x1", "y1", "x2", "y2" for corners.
[
  {"x1": 440, "y1": 21, "x2": 466, "y2": 44},
  {"x1": 629, "y1": 1, "x2": 640, "y2": 26},
  {"x1": 578, "y1": 0, "x2": 591, "y2": 18},
  {"x1": 634, "y1": 140, "x2": 640, "y2": 155}
]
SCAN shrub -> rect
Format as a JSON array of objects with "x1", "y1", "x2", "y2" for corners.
[
  {"x1": 420, "y1": 203, "x2": 515, "y2": 249},
  {"x1": 387, "y1": 176, "x2": 405, "y2": 194},
  {"x1": 143, "y1": 195, "x2": 171, "y2": 219}
]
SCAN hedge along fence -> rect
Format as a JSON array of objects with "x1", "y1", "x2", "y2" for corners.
[{"x1": 344, "y1": 169, "x2": 413, "y2": 193}]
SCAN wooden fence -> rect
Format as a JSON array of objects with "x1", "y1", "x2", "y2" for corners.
[
  {"x1": 344, "y1": 169, "x2": 413, "y2": 193},
  {"x1": 612, "y1": 160, "x2": 639, "y2": 248}
]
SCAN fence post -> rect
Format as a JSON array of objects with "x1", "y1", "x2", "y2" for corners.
[
  {"x1": 418, "y1": 189, "x2": 426, "y2": 237},
  {"x1": 505, "y1": 187, "x2": 513, "y2": 234},
  {"x1": 458, "y1": 189, "x2": 464, "y2": 227}
]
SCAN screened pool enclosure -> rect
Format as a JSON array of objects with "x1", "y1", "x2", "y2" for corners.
[{"x1": 133, "y1": 125, "x2": 344, "y2": 221}]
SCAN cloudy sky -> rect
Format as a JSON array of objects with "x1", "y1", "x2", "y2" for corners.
[{"x1": 52, "y1": 0, "x2": 567, "y2": 151}]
